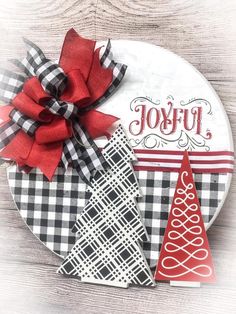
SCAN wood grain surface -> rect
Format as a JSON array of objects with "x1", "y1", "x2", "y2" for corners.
[{"x1": 0, "y1": 1, "x2": 236, "y2": 313}]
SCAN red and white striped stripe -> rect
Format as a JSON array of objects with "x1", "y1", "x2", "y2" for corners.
[{"x1": 133, "y1": 150, "x2": 234, "y2": 173}]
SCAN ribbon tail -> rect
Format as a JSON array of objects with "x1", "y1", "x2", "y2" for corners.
[
  {"x1": 82, "y1": 40, "x2": 128, "y2": 111},
  {"x1": 0, "y1": 120, "x2": 22, "y2": 151},
  {"x1": 24, "y1": 141, "x2": 63, "y2": 180},
  {"x1": 78, "y1": 47, "x2": 113, "y2": 109},
  {"x1": 59, "y1": 28, "x2": 96, "y2": 80},
  {"x1": 0, "y1": 69, "x2": 26, "y2": 103},
  {"x1": 12, "y1": 38, "x2": 45, "y2": 77},
  {"x1": 61, "y1": 138, "x2": 92, "y2": 185},
  {"x1": 61, "y1": 121, "x2": 108, "y2": 185},
  {"x1": 0, "y1": 130, "x2": 33, "y2": 162}
]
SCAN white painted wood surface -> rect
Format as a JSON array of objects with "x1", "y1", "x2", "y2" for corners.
[{"x1": 0, "y1": 1, "x2": 236, "y2": 313}]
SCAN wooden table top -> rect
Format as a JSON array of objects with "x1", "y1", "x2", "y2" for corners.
[{"x1": 0, "y1": 1, "x2": 236, "y2": 313}]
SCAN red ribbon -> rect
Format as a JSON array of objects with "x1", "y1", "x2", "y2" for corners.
[
  {"x1": 0, "y1": 29, "x2": 118, "y2": 180},
  {"x1": 0, "y1": 105, "x2": 12, "y2": 126}
]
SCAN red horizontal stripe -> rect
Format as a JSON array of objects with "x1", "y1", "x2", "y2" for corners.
[
  {"x1": 133, "y1": 166, "x2": 234, "y2": 173},
  {"x1": 134, "y1": 149, "x2": 234, "y2": 157},
  {"x1": 137, "y1": 158, "x2": 234, "y2": 165}
]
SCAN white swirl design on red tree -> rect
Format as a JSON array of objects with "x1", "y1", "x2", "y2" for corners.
[{"x1": 158, "y1": 171, "x2": 213, "y2": 278}]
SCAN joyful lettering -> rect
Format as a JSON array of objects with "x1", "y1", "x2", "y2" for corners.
[{"x1": 129, "y1": 101, "x2": 211, "y2": 139}]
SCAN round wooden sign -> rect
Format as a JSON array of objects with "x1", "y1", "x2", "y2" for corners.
[{"x1": 7, "y1": 40, "x2": 234, "y2": 268}]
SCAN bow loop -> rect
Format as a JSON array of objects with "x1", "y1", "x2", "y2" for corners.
[
  {"x1": 12, "y1": 91, "x2": 53, "y2": 122},
  {"x1": 13, "y1": 38, "x2": 67, "y2": 98},
  {"x1": 23, "y1": 77, "x2": 51, "y2": 104},
  {"x1": 10, "y1": 109, "x2": 39, "y2": 136},
  {"x1": 35, "y1": 59, "x2": 67, "y2": 97},
  {"x1": 35, "y1": 116, "x2": 72, "y2": 144}
]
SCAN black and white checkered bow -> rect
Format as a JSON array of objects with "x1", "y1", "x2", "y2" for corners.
[{"x1": 0, "y1": 37, "x2": 127, "y2": 184}]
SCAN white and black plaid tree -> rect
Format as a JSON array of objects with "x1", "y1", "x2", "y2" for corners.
[{"x1": 57, "y1": 125, "x2": 155, "y2": 288}]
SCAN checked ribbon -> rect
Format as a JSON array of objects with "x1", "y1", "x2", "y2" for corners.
[{"x1": 0, "y1": 29, "x2": 127, "y2": 184}]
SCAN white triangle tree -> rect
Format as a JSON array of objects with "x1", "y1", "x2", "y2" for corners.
[{"x1": 57, "y1": 125, "x2": 155, "y2": 288}]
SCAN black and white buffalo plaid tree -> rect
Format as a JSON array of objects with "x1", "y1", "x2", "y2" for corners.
[{"x1": 57, "y1": 125, "x2": 155, "y2": 288}]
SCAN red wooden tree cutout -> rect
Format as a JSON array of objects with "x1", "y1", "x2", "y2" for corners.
[{"x1": 155, "y1": 150, "x2": 216, "y2": 286}]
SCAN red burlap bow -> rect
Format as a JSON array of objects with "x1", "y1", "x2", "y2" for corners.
[{"x1": 0, "y1": 29, "x2": 118, "y2": 179}]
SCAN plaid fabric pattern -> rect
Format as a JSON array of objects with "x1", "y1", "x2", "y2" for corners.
[
  {"x1": 90, "y1": 124, "x2": 141, "y2": 196},
  {"x1": 8, "y1": 166, "x2": 227, "y2": 269},
  {"x1": 61, "y1": 121, "x2": 108, "y2": 185},
  {"x1": 103, "y1": 122, "x2": 136, "y2": 162},
  {"x1": 0, "y1": 121, "x2": 21, "y2": 150},
  {"x1": 0, "y1": 69, "x2": 25, "y2": 103},
  {"x1": 58, "y1": 236, "x2": 154, "y2": 286},
  {"x1": 10, "y1": 109, "x2": 39, "y2": 136},
  {"x1": 58, "y1": 125, "x2": 154, "y2": 286},
  {"x1": 84, "y1": 40, "x2": 127, "y2": 111},
  {"x1": 72, "y1": 192, "x2": 148, "y2": 243}
]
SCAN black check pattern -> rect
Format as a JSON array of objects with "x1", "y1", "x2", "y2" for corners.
[
  {"x1": 61, "y1": 121, "x2": 108, "y2": 185},
  {"x1": 0, "y1": 121, "x2": 21, "y2": 150},
  {"x1": 83, "y1": 40, "x2": 127, "y2": 111},
  {"x1": 8, "y1": 166, "x2": 227, "y2": 269},
  {"x1": 8, "y1": 167, "x2": 91, "y2": 255},
  {"x1": 0, "y1": 69, "x2": 25, "y2": 103},
  {"x1": 58, "y1": 125, "x2": 155, "y2": 287},
  {"x1": 46, "y1": 99, "x2": 78, "y2": 120},
  {"x1": 11, "y1": 38, "x2": 45, "y2": 76},
  {"x1": 12, "y1": 38, "x2": 67, "y2": 97},
  {"x1": 35, "y1": 59, "x2": 67, "y2": 97},
  {"x1": 10, "y1": 109, "x2": 39, "y2": 136}
]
